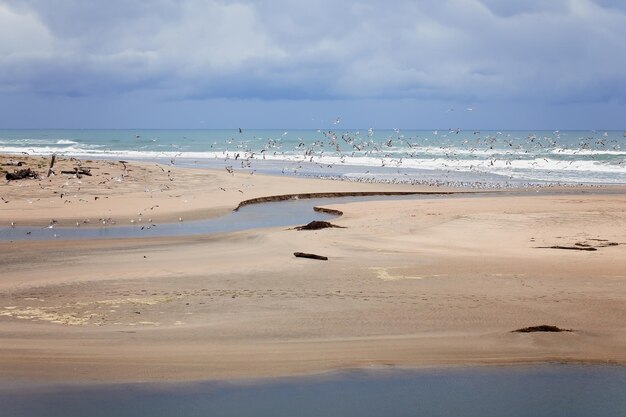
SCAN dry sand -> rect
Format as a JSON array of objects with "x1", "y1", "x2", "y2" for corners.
[{"x1": 1, "y1": 155, "x2": 625, "y2": 383}]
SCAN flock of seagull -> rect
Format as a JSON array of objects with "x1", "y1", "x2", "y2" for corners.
[{"x1": 198, "y1": 125, "x2": 623, "y2": 189}]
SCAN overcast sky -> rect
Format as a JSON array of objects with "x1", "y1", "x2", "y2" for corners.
[{"x1": 0, "y1": 0, "x2": 625, "y2": 129}]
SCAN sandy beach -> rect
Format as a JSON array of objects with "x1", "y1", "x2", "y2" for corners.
[{"x1": 1, "y1": 155, "x2": 625, "y2": 383}]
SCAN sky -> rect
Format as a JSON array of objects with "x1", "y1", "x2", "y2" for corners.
[{"x1": 0, "y1": 0, "x2": 625, "y2": 129}]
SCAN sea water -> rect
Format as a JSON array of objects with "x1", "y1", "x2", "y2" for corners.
[
  {"x1": 0, "y1": 129, "x2": 624, "y2": 185},
  {"x1": 1, "y1": 365, "x2": 625, "y2": 417}
]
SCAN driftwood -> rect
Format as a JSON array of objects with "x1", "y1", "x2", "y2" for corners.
[
  {"x1": 47, "y1": 154, "x2": 56, "y2": 177},
  {"x1": 233, "y1": 191, "x2": 462, "y2": 211},
  {"x1": 294, "y1": 252, "x2": 328, "y2": 261},
  {"x1": 295, "y1": 221, "x2": 346, "y2": 231},
  {"x1": 590, "y1": 242, "x2": 619, "y2": 247},
  {"x1": 513, "y1": 325, "x2": 572, "y2": 333},
  {"x1": 536, "y1": 241, "x2": 619, "y2": 251},
  {"x1": 537, "y1": 245, "x2": 597, "y2": 251},
  {"x1": 3, "y1": 160, "x2": 24, "y2": 167},
  {"x1": 61, "y1": 167, "x2": 92, "y2": 177},
  {"x1": 313, "y1": 206, "x2": 344, "y2": 216},
  {"x1": 6, "y1": 168, "x2": 39, "y2": 180}
]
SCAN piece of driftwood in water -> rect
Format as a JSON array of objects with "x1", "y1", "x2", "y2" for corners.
[
  {"x1": 47, "y1": 154, "x2": 56, "y2": 177},
  {"x1": 294, "y1": 252, "x2": 328, "y2": 261},
  {"x1": 513, "y1": 325, "x2": 572, "y2": 333},
  {"x1": 313, "y1": 206, "x2": 344, "y2": 216},
  {"x1": 6, "y1": 168, "x2": 39, "y2": 180},
  {"x1": 295, "y1": 221, "x2": 346, "y2": 231}
]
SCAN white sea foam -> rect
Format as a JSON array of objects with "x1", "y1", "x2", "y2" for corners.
[
  {"x1": 549, "y1": 148, "x2": 625, "y2": 156},
  {"x1": 0, "y1": 139, "x2": 58, "y2": 145},
  {"x1": 1, "y1": 144, "x2": 623, "y2": 184}
]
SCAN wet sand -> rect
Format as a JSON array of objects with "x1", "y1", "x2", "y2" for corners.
[{"x1": 1, "y1": 155, "x2": 625, "y2": 382}]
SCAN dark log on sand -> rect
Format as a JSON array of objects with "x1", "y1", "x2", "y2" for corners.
[
  {"x1": 61, "y1": 167, "x2": 92, "y2": 177},
  {"x1": 513, "y1": 325, "x2": 572, "y2": 333},
  {"x1": 6, "y1": 168, "x2": 39, "y2": 180},
  {"x1": 595, "y1": 242, "x2": 619, "y2": 247},
  {"x1": 536, "y1": 245, "x2": 597, "y2": 251},
  {"x1": 294, "y1": 252, "x2": 328, "y2": 261},
  {"x1": 536, "y1": 241, "x2": 619, "y2": 251},
  {"x1": 295, "y1": 221, "x2": 346, "y2": 231},
  {"x1": 3, "y1": 160, "x2": 24, "y2": 167}
]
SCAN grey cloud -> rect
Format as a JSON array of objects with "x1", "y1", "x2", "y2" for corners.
[
  {"x1": 591, "y1": 0, "x2": 626, "y2": 12},
  {"x1": 4, "y1": 0, "x2": 181, "y2": 38},
  {"x1": 478, "y1": 0, "x2": 571, "y2": 17},
  {"x1": 1, "y1": 0, "x2": 625, "y2": 105}
]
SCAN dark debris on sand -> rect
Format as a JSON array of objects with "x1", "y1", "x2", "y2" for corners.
[
  {"x1": 540, "y1": 245, "x2": 598, "y2": 251},
  {"x1": 513, "y1": 325, "x2": 573, "y2": 333},
  {"x1": 5, "y1": 168, "x2": 39, "y2": 181},
  {"x1": 294, "y1": 221, "x2": 346, "y2": 231},
  {"x1": 536, "y1": 240, "x2": 619, "y2": 251},
  {"x1": 294, "y1": 252, "x2": 328, "y2": 261}
]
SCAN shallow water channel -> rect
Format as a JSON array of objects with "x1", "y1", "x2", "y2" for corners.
[
  {"x1": 0, "y1": 194, "x2": 446, "y2": 241},
  {"x1": 2, "y1": 365, "x2": 625, "y2": 417}
]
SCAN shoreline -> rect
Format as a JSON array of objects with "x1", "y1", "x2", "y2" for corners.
[
  {"x1": 1, "y1": 127, "x2": 625, "y2": 188},
  {"x1": 2, "y1": 153, "x2": 623, "y2": 228},
  {"x1": 1, "y1": 154, "x2": 625, "y2": 384},
  {"x1": 2, "y1": 360, "x2": 625, "y2": 387}
]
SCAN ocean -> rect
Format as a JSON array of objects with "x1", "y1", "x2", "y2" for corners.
[{"x1": 0, "y1": 129, "x2": 624, "y2": 186}]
